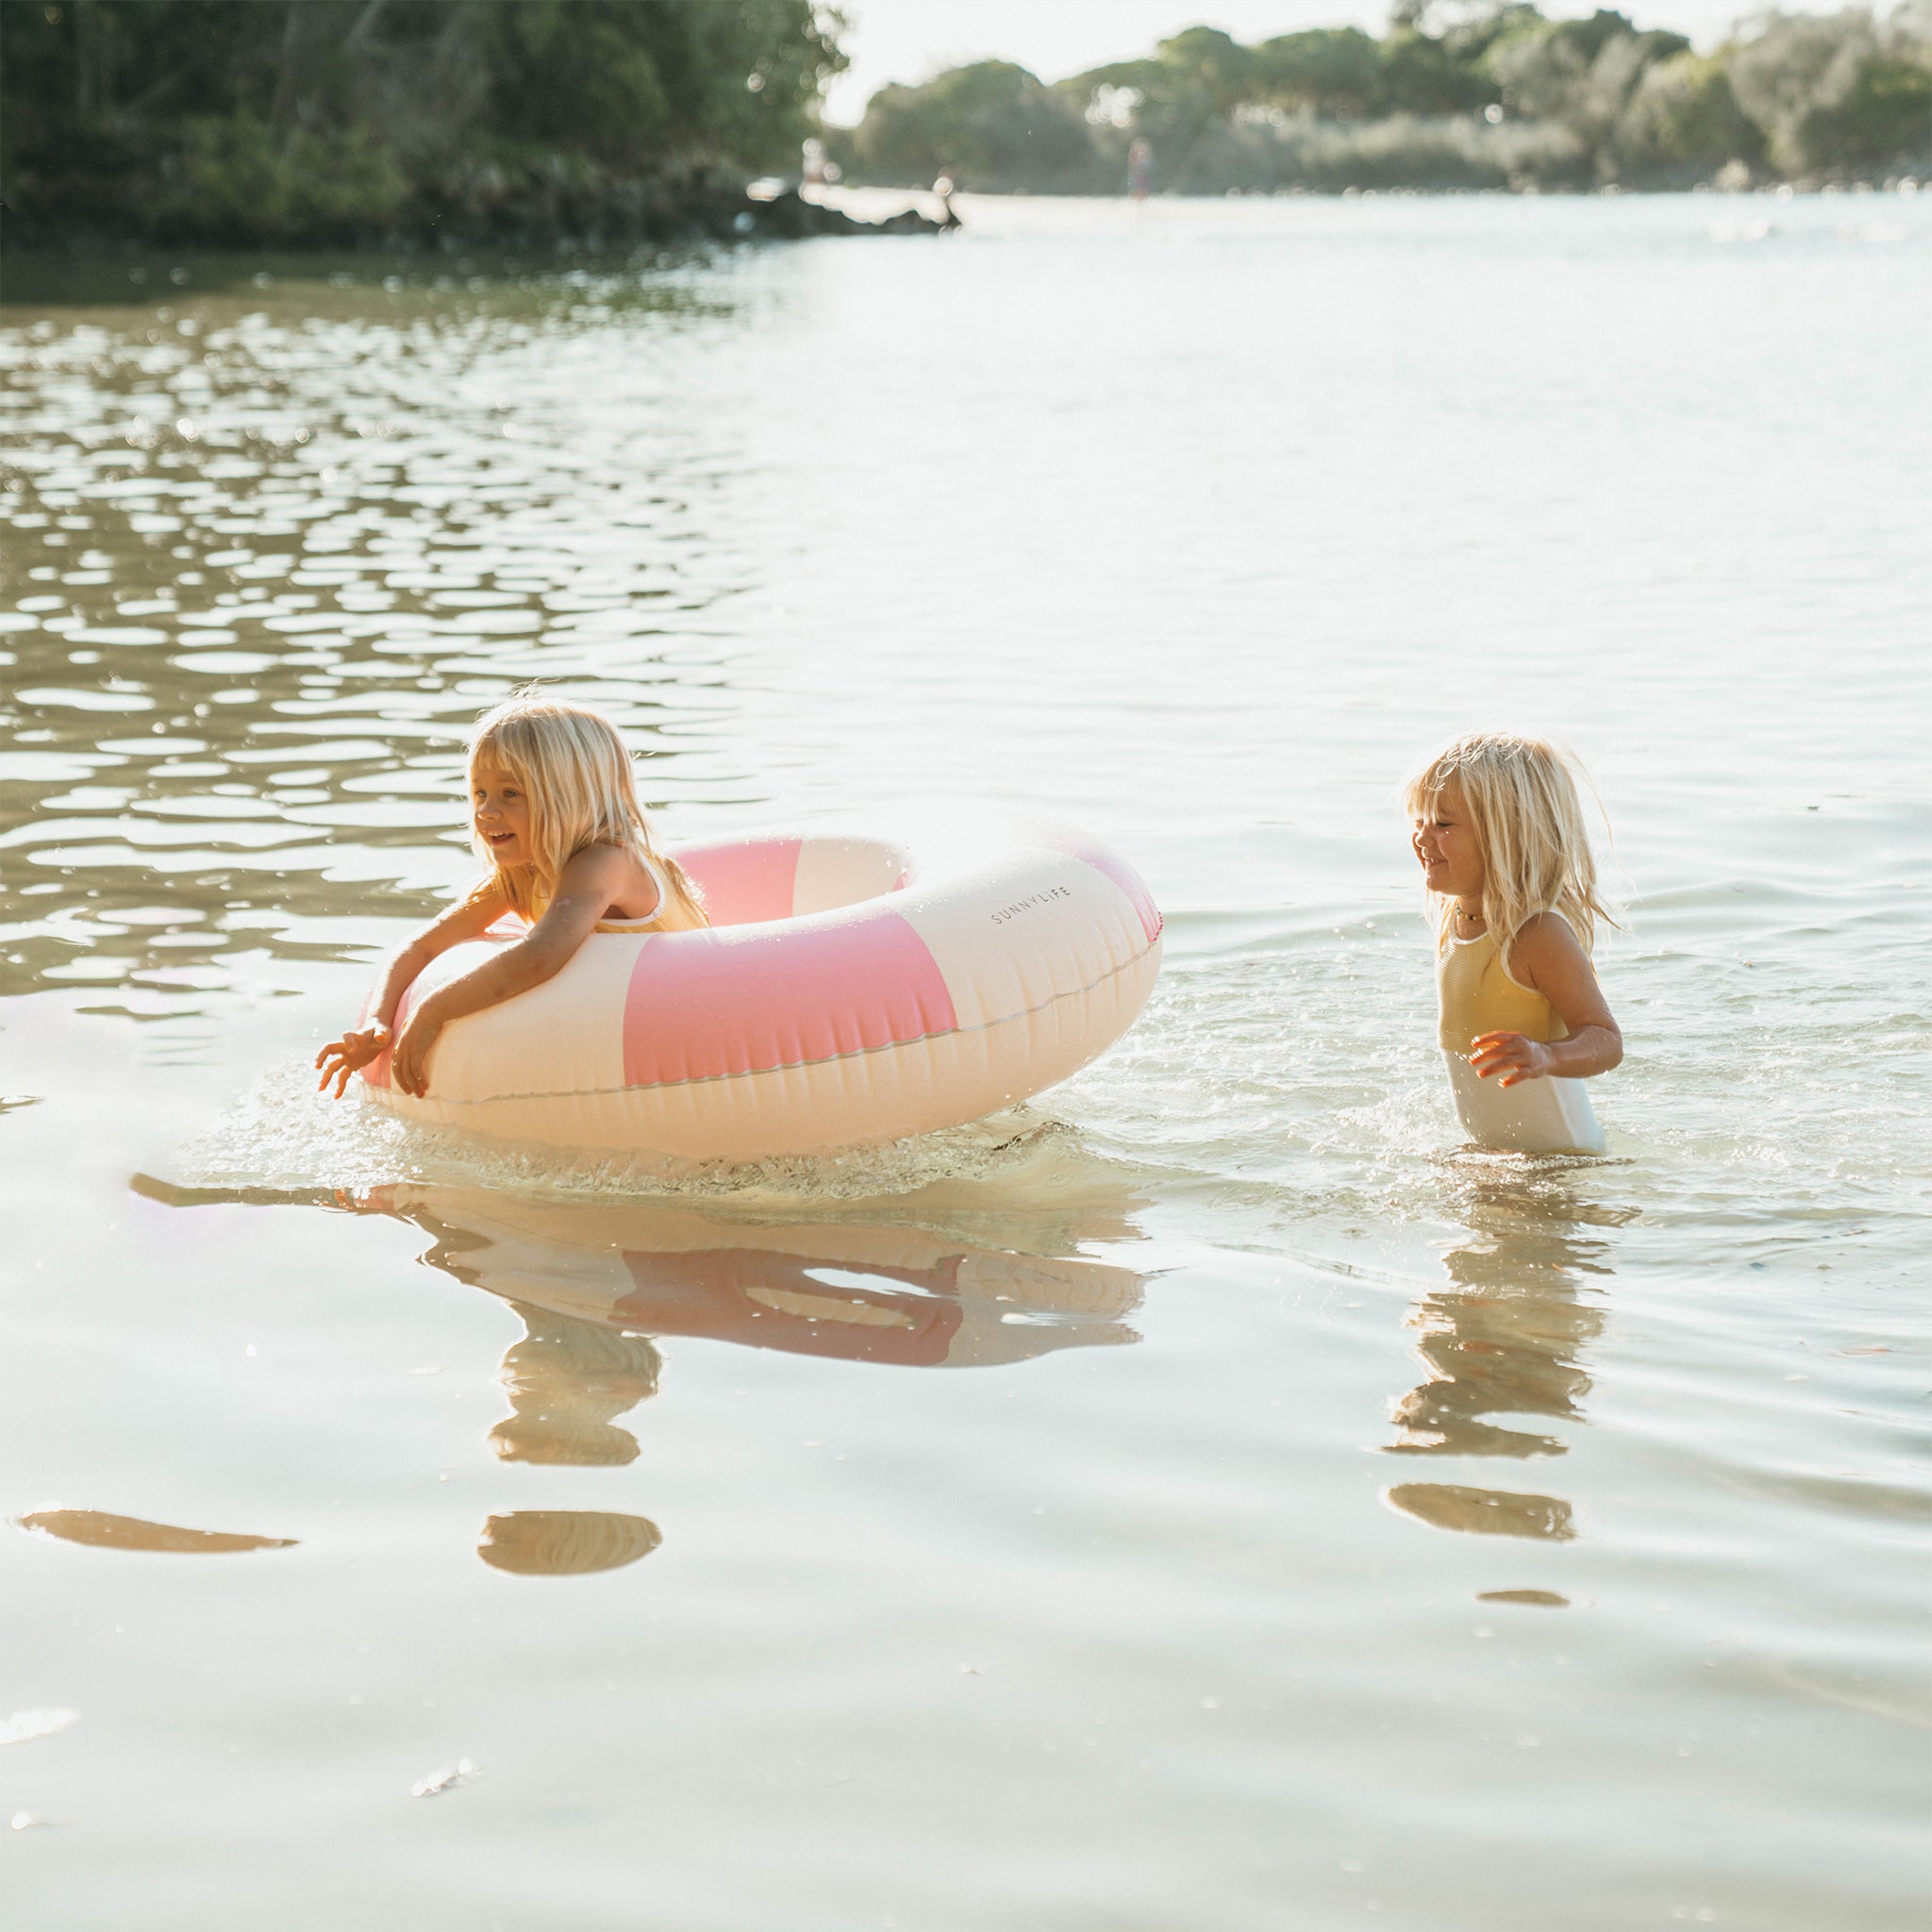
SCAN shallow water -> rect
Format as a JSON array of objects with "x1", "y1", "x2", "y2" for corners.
[{"x1": 2, "y1": 193, "x2": 1927, "y2": 1929}]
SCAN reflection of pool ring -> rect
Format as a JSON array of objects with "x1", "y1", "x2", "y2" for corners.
[
  {"x1": 382, "y1": 1189, "x2": 1146, "y2": 1371},
  {"x1": 361, "y1": 824, "x2": 1161, "y2": 1158}
]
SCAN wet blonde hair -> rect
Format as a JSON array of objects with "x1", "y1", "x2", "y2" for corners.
[
  {"x1": 1404, "y1": 733, "x2": 1616, "y2": 970},
  {"x1": 468, "y1": 693, "x2": 707, "y2": 928}
]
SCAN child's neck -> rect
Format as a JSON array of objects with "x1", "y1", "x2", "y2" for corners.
[{"x1": 1452, "y1": 897, "x2": 1487, "y2": 937}]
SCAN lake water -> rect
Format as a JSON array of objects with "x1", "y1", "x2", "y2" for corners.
[{"x1": 2, "y1": 192, "x2": 1926, "y2": 1929}]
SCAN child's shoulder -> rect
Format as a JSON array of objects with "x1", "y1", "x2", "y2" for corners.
[
  {"x1": 1507, "y1": 909, "x2": 1596, "y2": 989},
  {"x1": 1514, "y1": 908, "x2": 1585, "y2": 953},
  {"x1": 558, "y1": 840, "x2": 666, "y2": 921},
  {"x1": 558, "y1": 840, "x2": 632, "y2": 881},
  {"x1": 1517, "y1": 908, "x2": 1574, "y2": 938}
]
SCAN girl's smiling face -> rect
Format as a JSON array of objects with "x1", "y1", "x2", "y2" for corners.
[
  {"x1": 472, "y1": 759, "x2": 532, "y2": 865},
  {"x1": 1412, "y1": 778, "x2": 1486, "y2": 904}
]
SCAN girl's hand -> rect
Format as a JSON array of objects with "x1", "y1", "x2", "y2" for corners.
[
  {"x1": 390, "y1": 1009, "x2": 443, "y2": 1099},
  {"x1": 1469, "y1": 1031, "x2": 1552, "y2": 1087},
  {"x1": 314, "y1": 1025, "x2": 389, "y2": 1099}
]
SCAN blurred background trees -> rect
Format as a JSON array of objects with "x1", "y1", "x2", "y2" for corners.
[
  {"x1": 828, "y1": 5, "x2": 1932, "y2": 193},
  {"x1": 4, "y1": 1, "x2": 1925, "y2": 237},
  {"x1": 0, "y1": 0, "x2": 844, "y2": 243},
  {"x1": 841, "y1": 59, "x2": 1098, "y2": 192}
]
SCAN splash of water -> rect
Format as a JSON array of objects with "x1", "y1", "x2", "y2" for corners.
[{"x1": 166, "y1": 1055, "x2": 1118, "y2": 1208}]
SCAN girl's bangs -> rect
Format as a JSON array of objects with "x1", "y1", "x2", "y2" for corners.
[{"x1": 1402, "y1": 755, "x2": 1457, "y2": 818}]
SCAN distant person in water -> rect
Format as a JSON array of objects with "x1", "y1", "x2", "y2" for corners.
[
  {"x1": 1128, "y1": 139, "x2": 1155, "y2": 201},
  {"x1": 1405, "y1": 733, "x2": 1623, "y2": 1091},
  {"x1": 314, "y1": 693, "x2": 707, "y2": 1102},
  {"x1": 932, "y1": 173, "x2": 962, "y2": 230}
]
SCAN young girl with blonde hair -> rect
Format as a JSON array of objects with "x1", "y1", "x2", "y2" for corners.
[
  {"x1": 1406, "y1": 733, "x2": 1622, "y2": 1150},
  {"x1": 317, "y1": 694, "x2": 707, "y2": 1101}
]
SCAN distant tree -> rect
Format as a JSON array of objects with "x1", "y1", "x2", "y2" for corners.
[
  {"x1": 841, "y1": 59, "x2": 1096, "y2": 191},
  {"x1": 1727, "y1": 9, "x2": 1932, "y2": 173},
  {"x1": 1437, "y1": 3, "x2": 1549, "y2": 67},
  {"x1": 0, "y1": 0, "x2": 844, "y2": 242},
  {"x1": 1254, "y1": 28, "x2": 1388, "y2": 119},
  {"x1": 1381, "y1": 25, "x2": 1499, "y2": 115},
  {"x1": 825, "y1": 3, "x2": 1929, "y2": 197},
  {"x1": 1614, "y1": 50, "x2": 1765, "y2": 174},
  {"x1": 1057, "y1": 25, "x2": 1257, "y2": 181},
  {"x1": 1484, "y1": 7, "x2": 1691, "y2": 167},
  {"x1": 1154, "y1": 25, "x2": 1259, "y2": 112}
]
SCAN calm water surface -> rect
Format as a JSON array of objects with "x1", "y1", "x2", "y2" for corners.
[{"x1": 2, "y1": 193, "x2": 1927, "y2": 1930}]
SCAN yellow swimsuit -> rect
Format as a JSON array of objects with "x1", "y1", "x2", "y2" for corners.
[{"x1": 1436, "y1": 922, "x2": 1569, "y2": 1054}]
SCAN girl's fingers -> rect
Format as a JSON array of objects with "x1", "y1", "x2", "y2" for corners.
[{"x1": 1473, "y1": 1043, "x2": 1532, "y2": 1079}]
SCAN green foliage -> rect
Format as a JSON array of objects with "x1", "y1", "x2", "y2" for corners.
[
  {"x1": 1833, "y1": 54, "x2": 1932, "y2": 162},
  {"x1": 835, "y1": 4, "x2": 1929, "y2": 193},
  {"x1": 1, "y1": 0, "x2": 845, "y2": 243},
  {"x1": 1484, "y1": 10, "x2": 1688, "y2": 142},
  {"x1": 165, "y1": 114, "x2": 413, "y2": 239},
  {"x1": 1728, "y1": 9, "x2": 1932, "y2": 173},
  {"x1": 1253, "y1": 29, "x2": 1387, "y2": 121},
  {"x1": 1381, "y1": 27, "x2": 1498, "y2": 116},
  {"x1": 844, "y1": 60, "x2": 1099, "y2": 192},
  {"x1": 1616, "y1": 51, "x2": 1764, "y2": 174},
  {"x1": 1154, "y1": 25, "x2": 1258, "y2": 113},
  {"x1": 1055, "y1": 28, "x2": 1259, "y2": 172}
]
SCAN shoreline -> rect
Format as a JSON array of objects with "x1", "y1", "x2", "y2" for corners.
[{"x1": 0, "y1": 182, "x2": 945, "y2": 261}]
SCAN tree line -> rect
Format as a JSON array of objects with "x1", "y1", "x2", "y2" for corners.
[
  {"x1": 0, "y1": 0, "x2": 844, "y2": 245},
  {"x1": 830, "y1": 5, "x2": 1932, "y2": 194}
]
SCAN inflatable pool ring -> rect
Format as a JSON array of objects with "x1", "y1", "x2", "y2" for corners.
[
  {"x1": 359, "y1": 824, "x2": 1162, "y2": 1160},
  {"x1": 1442, "y1": 1051, "x2": 1605, "y2": 1156}
]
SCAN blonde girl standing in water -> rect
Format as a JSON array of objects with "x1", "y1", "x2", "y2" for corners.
[
  {"x1": 1406, "y1": 734, "x2": 1622, "y2": 1150},
  {"x1": 316, "y1": 694, "x2": 708, "y2": 1102}
]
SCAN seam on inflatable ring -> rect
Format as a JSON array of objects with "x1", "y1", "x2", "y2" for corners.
[{"x1": 398, "y1": 931, "x2": 1162, "y2": 1108}]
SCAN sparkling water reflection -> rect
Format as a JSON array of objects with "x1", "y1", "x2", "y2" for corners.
[{"x1": 1, "y1": 266, "x2": 749, "y2": 1016}]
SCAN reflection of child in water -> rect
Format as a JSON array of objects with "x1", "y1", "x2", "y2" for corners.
[
  {"x1": 489, "y1": 1306, "x2": 662, "y2": 1467},
  {"x1": 479, "y1": 1307, "x2": 664, "y2": 1576},
  {"x1": 477, "y1": 1510, "x2": 660, "y2": 1576},
  {"x1": 1406, "y1": 733, "x2": 1623, "y2": 1090}
]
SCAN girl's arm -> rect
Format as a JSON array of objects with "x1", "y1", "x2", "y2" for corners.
[
  {"x1": 315, "y1": 886, "x2": 509, "y2": 1098},
  {"x1": 388, "y1": 846, "x2": 640, "y2": 1098},
  {"x1": 1469, "y1": 912, "x2": 1624, "y2": 1086}
]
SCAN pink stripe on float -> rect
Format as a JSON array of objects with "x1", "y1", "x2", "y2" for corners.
[
  {"x1": 358, "y1": 935, "x2": 503, "y2": 1092},
  {"x1": 675, "y1": 836, "x2": 803, "y2": 927},
  {"x1": 623, "y1": 909, "x2": 958, "y2": 1088},
  {"x1": 356, "y1": 984, "x2": 392, "y2": 1090},
  {"x1": 1047, "y1": 833, "x2": 1163, "y2": 944}
]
